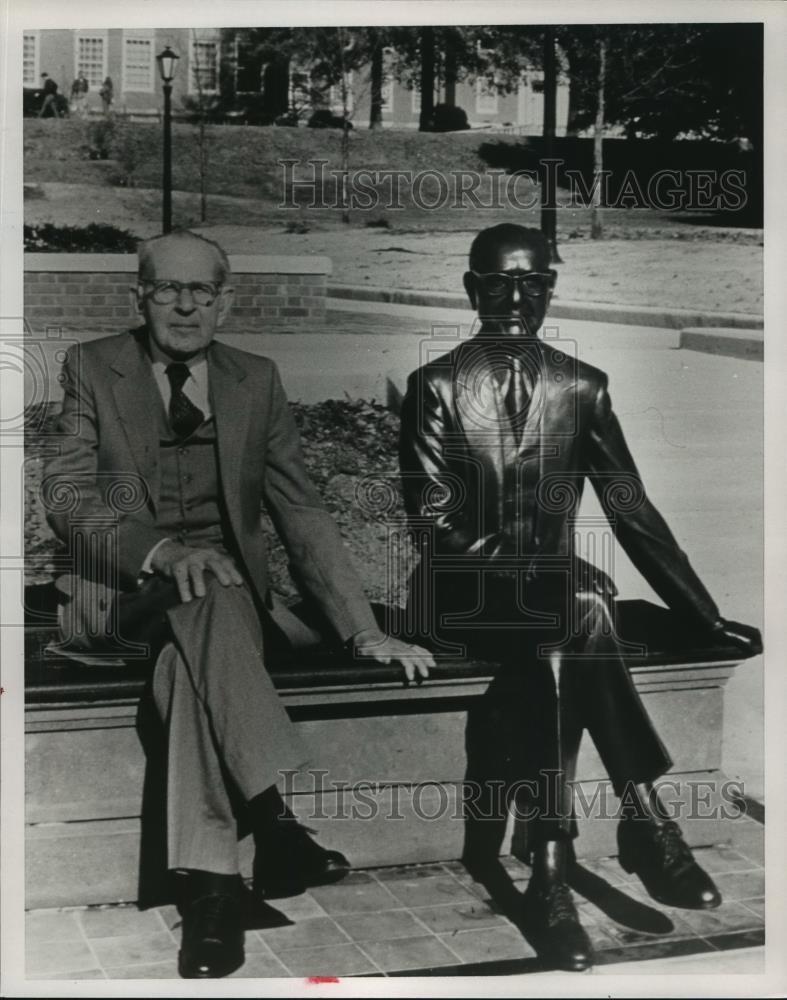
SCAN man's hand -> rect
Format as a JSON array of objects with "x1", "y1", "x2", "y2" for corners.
[
  {"x1": 351, "y1": 628, "x2": 435, "y2": 684},
  {"x1": 712, "y1": 618, "x2": 763, "y2": 657},
  {"x1": 150, "y1": 541, "x2": 244, "y2": 603}
]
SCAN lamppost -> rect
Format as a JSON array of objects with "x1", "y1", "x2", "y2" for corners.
[{"x1": 156, "y1": 46, "x2": 179, "y2": 234}]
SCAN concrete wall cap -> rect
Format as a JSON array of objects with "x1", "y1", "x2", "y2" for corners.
[{"x1": 24, "y1": 254, "x2": 332, "y2": 276}]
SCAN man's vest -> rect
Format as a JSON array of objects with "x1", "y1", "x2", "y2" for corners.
[{"x1": 154, "y1": 397, "x2": 229, "y2": 553}]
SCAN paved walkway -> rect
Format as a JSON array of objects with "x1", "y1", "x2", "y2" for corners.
[{"x1": 24, "y1": 813, "x2": 764, "y2": 980}]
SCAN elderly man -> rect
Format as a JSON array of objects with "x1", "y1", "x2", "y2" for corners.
[
  {"x1": 398, "y1": 223, "x2": 761, "y2": 971},
  {"x1": 44, "y1": 230, "x2": 433, "y2": 978}
]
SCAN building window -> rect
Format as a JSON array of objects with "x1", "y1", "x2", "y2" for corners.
[
  {"x1": 289, "y1": 69, "x2": 311, "y2": 116},
  {"x1": 75, "y1": 32, "x2": 107, "y2": 89},
  {"x1": 234, "y1": 35, "x2": 262, "y2": 93},
  {"x1": 189, "y1": 31, "x2": 220, "y2": 95},
  {"x1": 122, "y1": 32, "x2": 154, "y2": 92},
  {"x1": 23, "y1": 32, "x2": 39, "y2": 86},
  {"x1": 380, "y1": 73, "x2": 393, "y2": 113},
  {"x1": 410, "y1": 84, "x2": 420, "y2": 114},
  {"x1": 476, "y1": 76, "x2": 499, "y2": 115},
  {"x1": 328, "y1": 72, "x2": 354, "y2": 115}
]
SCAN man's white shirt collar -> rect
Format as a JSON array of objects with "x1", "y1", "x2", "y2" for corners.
[{"x1": 148, "y1": 340, "x2": 212, "y2": 418}]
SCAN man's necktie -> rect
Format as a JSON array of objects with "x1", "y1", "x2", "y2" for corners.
[
  {"x1": 504, "y1": 353, "x2": 527, "y2": 428},
  {"x1": 165, "y1": 363, "x2": 205, "y2": 439}
]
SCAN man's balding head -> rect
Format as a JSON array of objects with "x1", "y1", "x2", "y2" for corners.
[{"x1": 137, "y1": 230, "x2": 231, "y2": 284}]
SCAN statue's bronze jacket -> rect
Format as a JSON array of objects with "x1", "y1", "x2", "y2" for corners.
[{"x1": 399, "y1": 333, "x2": 719, "y2": 627}]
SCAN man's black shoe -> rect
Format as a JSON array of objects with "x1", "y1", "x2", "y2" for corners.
[
  {"x1": 520, "y1": 879, "x2": 594, "y2": 972},
  {"x1": 618, "y1": 818, "x2": 722, "y2": 910},
  {"x1": 254, "y1": 833, "x2": 351, "y2": 899},
  {"x1": 176, "y1": 873, "x2": 245, "y2": 979},
  {"x1": 248, "y1": 789, "x2": 351, "y2": 899}
]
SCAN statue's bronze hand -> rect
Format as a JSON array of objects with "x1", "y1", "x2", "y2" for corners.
[{"x1": 712, "y1": 618, "x2": 763, "y2": 657}]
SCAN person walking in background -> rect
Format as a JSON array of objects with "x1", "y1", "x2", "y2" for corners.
[
  {"x1": 99, "y1": 76, "x2": 113, "y2": 116},
  {"x1": 70, "y1": 71, "x2": 89, "y2": 118},
  {"x1": 38, "y1": 73, "x2": 63, "y2": 118}
]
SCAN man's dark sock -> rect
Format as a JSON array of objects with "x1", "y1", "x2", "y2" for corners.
[
  {"x1": 247, "y1": 785, "x2": 329, "y2": 865},
  {"x1": 248, "y1": 786, "x2": 296, "y2": 841},
  {"x1": 172, "y1": 869, "x2": 244, "y2": 913}
]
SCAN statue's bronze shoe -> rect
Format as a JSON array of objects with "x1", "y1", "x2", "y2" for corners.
[{"x1": 618, "y1": 818, "x2": 722, "y2": 909}]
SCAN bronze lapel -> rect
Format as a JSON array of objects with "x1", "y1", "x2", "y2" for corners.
[
  {"x1": 453, "y1": 339, "x2": 512, "y2": 490},
  {"x1": 532, "y1": 345, "x2": 580, "y2": 552}
]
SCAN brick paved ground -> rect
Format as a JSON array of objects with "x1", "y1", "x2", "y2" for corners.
[{"x1": 25, "y1": 814, "x2": 764, "y2": 980}]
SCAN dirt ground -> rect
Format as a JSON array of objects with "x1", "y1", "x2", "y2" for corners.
[
  {"x1": 24, "y1": 181, "x2": 763, "y2": 316},
  {"x1": 209, "y1": 226, "x2": 763, "y2": 315}
]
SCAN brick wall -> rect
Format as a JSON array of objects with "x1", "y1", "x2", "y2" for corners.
[{"x1": 24, "y1": 253, "x2": 331, "y2": 332}]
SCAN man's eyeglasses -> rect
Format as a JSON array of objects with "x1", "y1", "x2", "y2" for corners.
[
  {"x1": 472, "y1": 271, "x2": 556, "y2": 298},
  {"x1": 142, "y1": 280, "x2": 223, "y2": 306}
]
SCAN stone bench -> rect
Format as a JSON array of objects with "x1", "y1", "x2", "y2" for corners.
[{"x1": 25, "y1": 583, "x2": 750, "y2": 909}]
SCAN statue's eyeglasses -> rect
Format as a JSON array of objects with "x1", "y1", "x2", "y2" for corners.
[
  {"x1": 472, "y1": 271, "x2": 556, "y2": 298},
  {"x1": 142, "y1": 280, "x2": 223, "y2": 306}
]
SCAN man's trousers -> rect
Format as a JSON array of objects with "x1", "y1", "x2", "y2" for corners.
[
  {"x1": 424, "y1": 572, "x2": 673, "y2": 852},
  {"x1": 119, "y1": 577, "x2": 311, "y2": 875}
]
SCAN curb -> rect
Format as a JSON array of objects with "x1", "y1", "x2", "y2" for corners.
[
  {"x1": 679, "y1": 327, "x2": 763, "y2": 361},
  {"x1": 328, "y1": 284, "x2": 764, "y2": 332}
]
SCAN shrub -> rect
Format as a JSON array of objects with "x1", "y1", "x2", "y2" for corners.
[
  {"x1": 24, "y1": 223, "x2": 140, "y2": 253},
  {"x1": 109, "y1": 122, "x2": 158, "y2": 187},
  {"x1": 180, "y1": 94, "x2": 225, "y2": 124},
  {"x1": 307, "y1": 109, "x2": 353, "y2": 130},
  {"x1": 428, "y1": 104, "x2": 470, "y2": 132},
  {"x1": 274, "y1": 111, "x2": 301, "y2": 128},
  {"x1": 87, "y1": 118, "x2": 116, "y2": 160}
]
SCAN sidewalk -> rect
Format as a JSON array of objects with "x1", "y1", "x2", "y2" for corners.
[{"x1": 25, "y1": 813, "x2": 764, "y2": 980}]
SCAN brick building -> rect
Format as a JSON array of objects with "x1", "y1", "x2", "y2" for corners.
[
  {"x1": 25, "y1": 28, "x2": 219, "y2": 116},
  {"x1": 24, "y1": 27, "x2": 569, "y2": 133}
]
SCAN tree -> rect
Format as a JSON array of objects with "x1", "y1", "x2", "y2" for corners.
[
  {"x1": 591, "y1": 33, "x2": 607, "y2": 240},
  {"x1": 369, "y1": 33, "x2": 384, "y2": 130},
  {"x1": 385, "y1": 26, "x2": 530, "y2": 131},
  {"x1": 336, "y1": 27, "x2": 355, "y2": 223},
  {"x1": 556, "y1": 23, "x2": 762, "y2": 146},
  {"x1": 541, "y1": 27, "x2": 563, "y2": 262},
  {"x1": 418, "y1": 27, "x2": 435, "y2": 131},
  {"x1": 185, "y1": 29, "x2": 218, "y2": 224},
  {"x1": 443, "y1": 30, "x2": 458, "y2": 107},
  {"x1": 228, "y1": 26, "x2": 389, "y2": 222}
]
